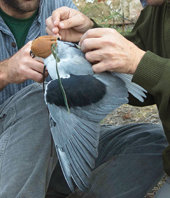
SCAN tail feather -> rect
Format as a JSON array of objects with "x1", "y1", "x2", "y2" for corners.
[{"x1": 114, "y1": 73, "x2": 147, "y2": 102}]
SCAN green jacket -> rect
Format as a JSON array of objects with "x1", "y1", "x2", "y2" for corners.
[{"x1": 126, "y1": 1, "x2": 170, "y2": 175}]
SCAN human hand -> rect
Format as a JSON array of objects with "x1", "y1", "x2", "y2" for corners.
[
  {"x1": 0, "y1": 41, "x2": 47, "y2": 88},
  {"x1": 79, "y1": 28, "x2": 145, "y2": 74},
  {"x1": 46, "y1": 6, "x2": 94, "y2": 42}
]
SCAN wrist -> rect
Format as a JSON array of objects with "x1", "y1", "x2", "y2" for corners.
[{"x1": 131, "y1": 46, "x2": 145, "y2": 74}]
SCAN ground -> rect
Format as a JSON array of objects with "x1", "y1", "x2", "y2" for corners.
[{"x1": 102, "y1": 104, "x2": 160, "y2": 126}]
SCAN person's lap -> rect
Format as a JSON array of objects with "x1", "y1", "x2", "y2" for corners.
[
  {"x1": 0, "y1": 83, "x2": 57, "y2": 198},
  {"x1": 0, "y1": 83, "x2": 167, "y2": 198},
  {"x1": 48, "y1": 124, "x2": 168, "y2": 198},
  {"x1": 84, "y1": 124, "x2": 167, "y2": 198}
]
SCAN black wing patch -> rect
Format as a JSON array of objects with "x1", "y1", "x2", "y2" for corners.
[{"x1": 46, "y1": 75, "x2": 106, "y2": 107}]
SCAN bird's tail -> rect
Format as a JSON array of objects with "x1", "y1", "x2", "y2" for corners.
[{"x1": 114, "y1": 73, "x2": 147, "y2": 102}]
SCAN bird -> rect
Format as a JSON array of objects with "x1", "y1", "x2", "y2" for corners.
[{"x1": 31, "y1": 35, "x2": 147, "y2": 192}]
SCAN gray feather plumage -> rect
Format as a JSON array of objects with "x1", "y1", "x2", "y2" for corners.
[{"x1": 44, "y1": 40, "x2": 147, "y2": 191}]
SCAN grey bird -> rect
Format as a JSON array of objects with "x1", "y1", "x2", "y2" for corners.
[{"x1": 31, "y1": 36, "x2": 146, "y2": 192}]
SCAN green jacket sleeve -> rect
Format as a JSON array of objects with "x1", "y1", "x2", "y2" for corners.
[{"x1": 134, "y1": 51, "x2": 170, "y2": 126}]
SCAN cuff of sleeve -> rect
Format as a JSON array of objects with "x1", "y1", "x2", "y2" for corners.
[{"x1": 132, "y1": 51, "x2": 167, "y2": 92}]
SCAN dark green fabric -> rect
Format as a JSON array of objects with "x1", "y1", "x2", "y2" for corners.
[
  {"x1": 0, "y1": 8, "x2": 38, "y2": 49},
  {"x1": 126, "y1": 1, "x2": 170, "y2": 175}
]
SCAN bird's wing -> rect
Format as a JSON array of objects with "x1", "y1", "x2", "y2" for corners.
[
  {"x1": 47, "y1": 103, "x2": 100, "y2": 192},
  {"x1": 45, "y1": 74, "x2": 110, "y2": 190}
]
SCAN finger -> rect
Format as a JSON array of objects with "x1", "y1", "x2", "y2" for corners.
[
  {"x1": 52, "y1": 7, "x2": 71, "y2": 26},
  {"x1": 24, "y1": 68, "x2": 44, "y2": 83},
  {"x1": 85, "y1": 49, "x2": 103, "y2": 63},
  {"x1": 29, "y1": 60, "x2": 45, "y2": 74},
  {"x1": 46, "y1": 27, "x2": 59, "y2": 35},
  {"x1": 58, "y1": 29, "x2": 82, "y2": 42},
  {"x1": 80, "y1": 28, "x2": 109, "y2": 45},
  {"x1": 58, "y1": 14, "x2": 83, "y2": 30},
  {"x1": 46, "y1": 17, "x2": 60, "y2": 34},
  {"x1": 80, "y1": 38, "x2": 103, "y2": 53},
  {"x1": 92, "y1": 60, "x2": 121, "y2": 73},
  {"x1": 46, "y1": 17, "x2": 54, "y2": 30},
  {"x1": 92, "y1": 62, "x2": 108, "y2": 73}
]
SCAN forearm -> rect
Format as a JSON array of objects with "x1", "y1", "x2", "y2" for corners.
[
  {"x1": 0, "y1": 59, "x2": 9, "y2": 90},
  {"x1": 132, "y1": 51, "x2": 170, "y2": 127},
  {"x1": 133, "y1": 51, "x2": 170, "y2": 95}
]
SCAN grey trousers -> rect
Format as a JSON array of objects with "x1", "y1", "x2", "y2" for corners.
[
  {"x1": 0, "y1": 83, "x2": 168, "y2": 198},
  {"x1": 0, "y1": 84, "x2": 57, "y2": 198}
]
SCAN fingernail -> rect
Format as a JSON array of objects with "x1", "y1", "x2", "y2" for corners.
[
  {"x1": 59, "y1": 22, "x2": 64, "y2": 28},
  {"x1": 54, "y1": 20, "x2": 58, "y2": 26},
  {"x1": 52, "y1": 28, "x2": 57, "y2": 33}
]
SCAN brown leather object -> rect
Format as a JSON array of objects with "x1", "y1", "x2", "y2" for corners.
[{"x1": 31, "y1": 35, "x2": 57, "y2": 58}]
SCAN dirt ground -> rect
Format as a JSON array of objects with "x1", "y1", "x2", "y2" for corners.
[{"x1": 102, "y1": 104, "x2": 160, "y2": 126}]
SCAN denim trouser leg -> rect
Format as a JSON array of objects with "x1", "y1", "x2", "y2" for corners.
[
  {"x1": 52, "y1": 123, "x2": 167, "y2": 198},
  {"x1": 0, "y1": 84, "x2": 57, "y2": 198}
]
